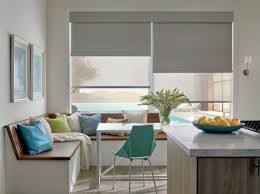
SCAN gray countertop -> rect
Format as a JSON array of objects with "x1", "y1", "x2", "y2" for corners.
[{"x1": 163, "y1": 124, "x2": 260, "y2": 157}]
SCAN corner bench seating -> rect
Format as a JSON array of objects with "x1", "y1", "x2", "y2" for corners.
[
  {"x1": 4, "y1": 112, "x2": 166, "y2": 194},
  {"x1": 5, "y1": 119, "x2": 81, "y2": 194}
]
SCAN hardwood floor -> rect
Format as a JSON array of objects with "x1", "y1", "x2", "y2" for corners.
[{"x1": 72, "y1": 166, "x2": 167, "y2": 194}]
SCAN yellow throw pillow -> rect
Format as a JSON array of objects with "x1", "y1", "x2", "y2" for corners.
[{"x1": 45, "y1": 115, "x2": 71, "y2": 133}]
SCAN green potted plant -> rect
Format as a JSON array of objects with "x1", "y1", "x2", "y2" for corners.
[{"x1": 140, "y1": 89, "x2": 190, "y2": 125}]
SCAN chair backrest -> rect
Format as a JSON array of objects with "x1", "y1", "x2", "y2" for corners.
[{"x1": 127, "y1": 125, "x2": 156, "y2": 158}]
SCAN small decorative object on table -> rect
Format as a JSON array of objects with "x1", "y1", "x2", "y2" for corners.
[
  {"x1": 193, "y1": 116, "x2": 245, "y2": 133},
  {"x1": 139, "y1": 89, "x2": 190, "y2": 125}
]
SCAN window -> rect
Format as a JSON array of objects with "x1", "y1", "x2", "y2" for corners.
[
  {"x1": 69, "y1": 12, "x2": 233, "y2": 121},
  {"x1": 71, "y1": 56, "x2": 150, "y2": 113}
]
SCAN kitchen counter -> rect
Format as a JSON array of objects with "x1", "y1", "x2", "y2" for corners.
[
  {"x1": 163, "y1": 124, "x2": 260, "y2": 157},
  {"x1": 163, "y1": 124, "x2": 260, "y2": 194}
]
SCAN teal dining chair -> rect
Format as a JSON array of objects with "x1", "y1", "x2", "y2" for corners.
[{"x1": 112, "y1": 125, "x2": 157, "y2": 193}]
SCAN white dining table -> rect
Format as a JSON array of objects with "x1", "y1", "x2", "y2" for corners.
[{"x1": 96, "y1": 122, "x2": 164, "y2": 189}]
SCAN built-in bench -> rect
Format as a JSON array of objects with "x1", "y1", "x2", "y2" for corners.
[
  {"x1": 4, "y1": 112, "x2": 166, "y2": 194},
  {"x1": 5, "y1": 120, "x2": 81, "y2": 194}
]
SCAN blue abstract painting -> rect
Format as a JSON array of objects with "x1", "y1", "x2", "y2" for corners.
[
  {"x1": 11, "y1": 36, "x2": 28, "y2": 102},
  {"x1": 32, "y1": 47, "x2": 43, "y2": 100}
]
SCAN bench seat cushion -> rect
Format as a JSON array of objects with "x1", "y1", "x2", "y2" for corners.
[{"x1": 18, "y1": 142, "x2": 81, "y2": 160}]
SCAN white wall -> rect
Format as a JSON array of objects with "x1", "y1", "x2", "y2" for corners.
[
  {"x1": 47, "y1": 0, "x2": 260, "y2": 120},
  {"x1": 0, "y1": 0, "x2": 47, "y2": 193}
]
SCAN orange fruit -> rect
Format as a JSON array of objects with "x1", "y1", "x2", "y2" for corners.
[
  {"x1": 207, "y1": 118, "x2": 213, "y2": 122},
  {"x1": 208, "y1": 119, "x2": 218, "y2": 126},
  {"x1": 214, "y1": 116, "x2": 221, "y2": 122},
  {"x1": 198, "y1": 116, "x2": 206, "y2": 123},
  {"x1": 219, "y1": 119, "x2": 230, "y2": 126},
  {"x1": 199, "y1": 119, "x2": 209, "y2": 126},
  {"x1": 230, "y1": 118, "x2": 240, "y2": 126}
]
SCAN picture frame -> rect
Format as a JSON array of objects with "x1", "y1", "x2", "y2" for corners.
[
  {"x1": 30, "y1": 45, "x2": 44, "y2": 100},
  {"x1": 10, "y1": 35, "x2": 29, "y2": 102}
]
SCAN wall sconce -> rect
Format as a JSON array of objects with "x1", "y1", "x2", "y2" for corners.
[{"x1": 243, "y1": 56, "x2": 252, "y2": 76}]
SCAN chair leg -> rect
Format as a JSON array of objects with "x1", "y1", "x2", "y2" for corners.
[
  {"x1": 147, "y1": 159, "x2": 157, "y2": 194},
  {"x1": 142, "y1": 160, "x2": 145, "y2": 187},
  {"x1": 129, "y1": 159, "x2": 132, "y2": 194},
  {"x1": 112, "y1": 155, "x2": 116, "y2": 189}
]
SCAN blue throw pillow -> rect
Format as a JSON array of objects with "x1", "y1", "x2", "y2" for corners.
[
  {"x1": 17, "y1": 122, "x2": 53, "y2": 155},
  {"x1": 79, "y1": 114, "x2": 101, "y2": 135}
]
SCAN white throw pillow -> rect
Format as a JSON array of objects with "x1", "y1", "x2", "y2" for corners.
[
  {"x1": 30, "y1": 116, "x2": 54, "y2": 144},
  {"x1": 123, "y1": 110, "x2": 148, "y2": 123},
  {"x1": 67, "y1": 112, "x2": 82, "y2": 132}
]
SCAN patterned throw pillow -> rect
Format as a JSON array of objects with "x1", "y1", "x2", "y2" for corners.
[
  {"x1": 104, "y1": 117, "x2": 128, "y2": 137},
  {"x1": 123, "y1": 110, "x2": 148, "y2": 123},
  {"x1": 45, "y1": 115, "x2": 71, "y2": 133},
  {"x1": 79, "y1": 114, "x2": 101, "y2": 136}
]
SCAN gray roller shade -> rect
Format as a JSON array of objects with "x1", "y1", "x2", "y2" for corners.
[
  {"x1": 154, "y1": 22, "x2": 233, "y2": 73},
  {"x1": 70, "y1": 23, "x2": 151, "y2": 56},
  {"x1": 69, "y1": 12, "x2": 233, "y2": 23}
]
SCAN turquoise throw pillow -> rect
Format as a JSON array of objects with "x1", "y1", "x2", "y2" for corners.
[
  {"x1": 79, "y1": 114, "x2": 101, "y2": 135},
  {"x1": 17, "y1": 122, "x2": 53, "y2": 155}
]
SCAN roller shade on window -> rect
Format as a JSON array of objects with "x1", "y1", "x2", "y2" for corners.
[
  {"x1": 70, "y1": 23, "x2": 151, "y2": 56},
  {"x1": 71, "y1": 56, "x2": 150, "y2": 87},
  {"x1": 154, "y1": 22, "x2": 233, "y2": 73}
]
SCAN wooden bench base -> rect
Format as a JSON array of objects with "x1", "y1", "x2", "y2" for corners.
[
  {"x1": 5, "y1": 120, "x2": 81, "y2": 194},
  {"x1": 18, "y1": 141, "x2": 80, "y2": 160}
]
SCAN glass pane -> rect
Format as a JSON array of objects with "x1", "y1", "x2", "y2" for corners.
[
  {"x1": 223, "y1": 80, "x2": 232, "y2": 101},
  {"x1": 154, "y1": 73, "x2": 232, "y2": 102},
  {"x1": 71, "y1": 56, "x2": 150, "y2": 86},
  {"x1": 71, "y1": 88, "x2": 148, "y2": 113},
  {"x1": 213, "y1": 82, "x2": 223, "y2": 101}
]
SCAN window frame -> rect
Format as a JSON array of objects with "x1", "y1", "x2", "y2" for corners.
[{"x1": 69, "y1": 14, "x2": 233, "y2": 115}]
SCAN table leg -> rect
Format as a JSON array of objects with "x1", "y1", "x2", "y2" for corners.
[{"x1": 96, "y1": 131, "x2": 101, "y2": 189}]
